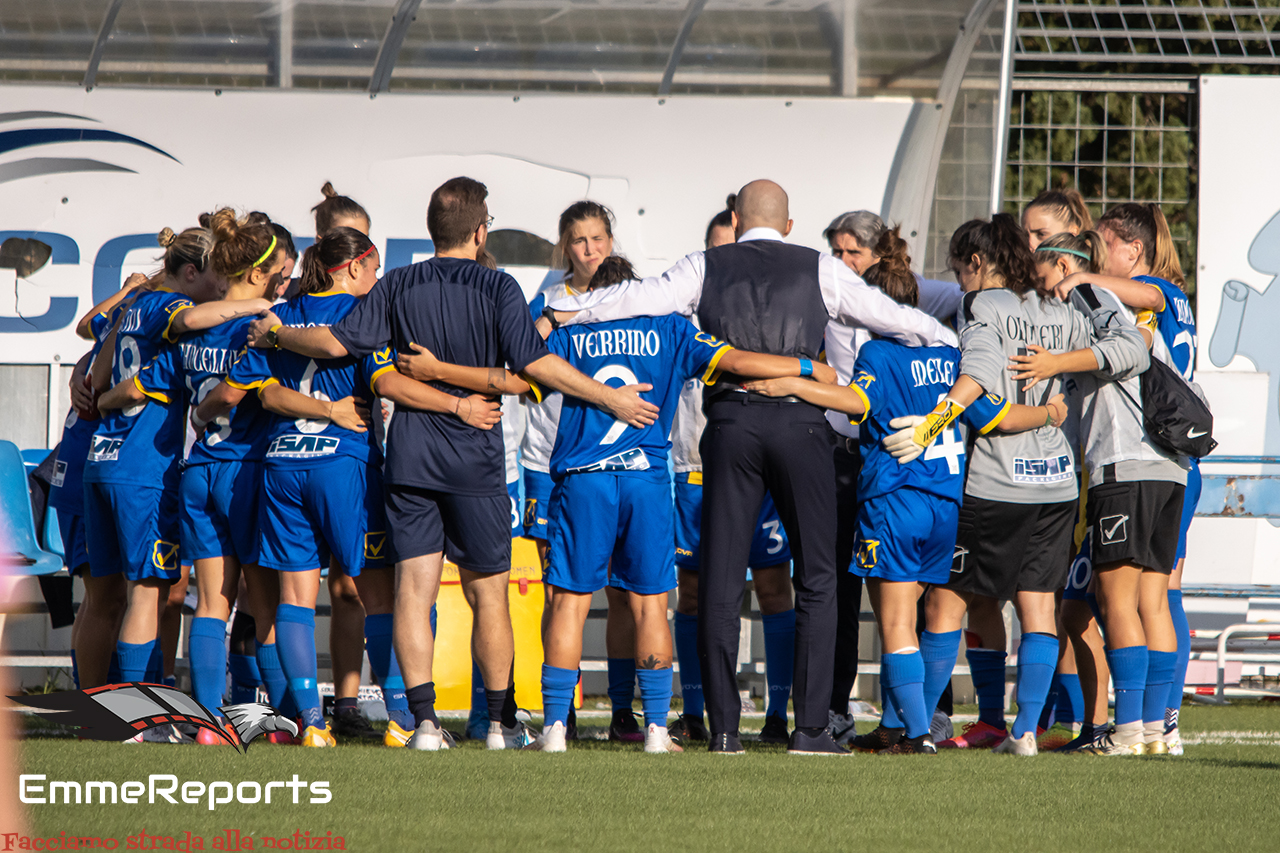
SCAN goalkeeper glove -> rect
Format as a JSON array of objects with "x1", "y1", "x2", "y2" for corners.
[{"x1": 881, "y1": 397, "x2": 966, "y2": 464}]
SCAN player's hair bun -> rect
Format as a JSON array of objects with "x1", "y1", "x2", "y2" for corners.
[
  {"x1": 321, "y1": 181, "x2": 338, "y2": 199},
  {"x1": 157, "y1": 227, "x2": 177, "y2": 248}
]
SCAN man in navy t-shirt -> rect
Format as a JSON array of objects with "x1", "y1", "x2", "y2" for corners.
[{"x1": 248, "y1": 177, "x2": 658, "y2": 750}]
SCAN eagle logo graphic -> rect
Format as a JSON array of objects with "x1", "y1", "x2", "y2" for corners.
[{"x1": 12, "y1": 683, "x2": 297, "y2": 752}]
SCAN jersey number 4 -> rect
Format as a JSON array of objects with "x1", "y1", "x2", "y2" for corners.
[{"x1": 923, "y1": 392, "x2": 965, "y2": 474}]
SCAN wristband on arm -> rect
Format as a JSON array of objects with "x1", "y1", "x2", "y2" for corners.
[{"x1": 798, "y1": 358, "x2": 813, "y2": 377}]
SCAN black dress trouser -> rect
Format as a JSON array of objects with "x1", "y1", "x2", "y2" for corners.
[
  {"x1": 698, "y1": 397, "x2": 838, "y2": 734},
  {"x1": 830, "y1": 435, "x2": 863, "y2": 714}
]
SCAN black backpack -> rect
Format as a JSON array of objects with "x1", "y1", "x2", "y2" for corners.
[{"x1": 1117, "y1": 356, "x2": 1217, "y2": 458}]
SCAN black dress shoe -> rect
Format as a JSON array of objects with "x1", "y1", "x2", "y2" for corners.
[
  {"x1": 849, "y1": 724, "x2": 905, "y2": 753},
  {"x1": 709, "y1": 732, "x2": 745, "y2": 754},
  {"x1": 758, "y1": 715, "x2": 790, "y2": 744},
  {"x1": 787, "y1": 728, "x2": 849, "y2": 755}
]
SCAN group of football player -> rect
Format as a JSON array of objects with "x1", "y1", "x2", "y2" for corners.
[{"x1": 46, "y1": 175, "x2": 1199, "y2": 756}]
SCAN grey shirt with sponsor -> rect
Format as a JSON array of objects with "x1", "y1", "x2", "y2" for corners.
[{"x1": 958, "y1": 285, "x2": 1150, "y2": 505}]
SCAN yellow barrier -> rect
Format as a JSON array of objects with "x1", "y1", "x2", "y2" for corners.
[{"x1": 433, "y1": 537, "x2": 551, "y2": 711}]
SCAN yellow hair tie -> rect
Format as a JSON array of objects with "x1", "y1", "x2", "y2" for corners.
[{"x1": 229, "y1": 234, "x2": 278, "y2": 278}]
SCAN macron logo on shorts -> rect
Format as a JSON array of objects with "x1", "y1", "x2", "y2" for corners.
[{"x1": 1100, "y1": 514, "x2": 1129, "y2": 545}]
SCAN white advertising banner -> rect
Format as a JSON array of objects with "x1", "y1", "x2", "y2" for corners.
[
  {"x1": 0, "y1": 86, "x2": 914, "y2": 369},
  {"x1": 1191, "y1": 74, "x2": 1280, "y2": 589}
]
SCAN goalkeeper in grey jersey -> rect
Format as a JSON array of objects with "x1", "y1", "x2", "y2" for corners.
[{"x1": 882, "y1": 214, "x2": 1148, "y2": 756}]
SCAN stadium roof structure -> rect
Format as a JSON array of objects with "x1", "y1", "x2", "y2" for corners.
[{"x1": 1, "y1": 0, "x2": 997, "y2": 97}]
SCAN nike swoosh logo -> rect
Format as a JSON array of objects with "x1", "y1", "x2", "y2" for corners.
[
  {"x1": 1187, "y1": 427, "x2": 1207, "y2": 439},
  {"x1": 1104, "y1": 516, "x2": 1127, "y2": 539}
]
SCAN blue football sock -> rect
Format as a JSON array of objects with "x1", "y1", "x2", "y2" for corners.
[
  {"x1": 607, "y1": 658, "x2": 636, "y2": 712},
  {"x1": 467, "y1": 661, "x2": 489, "y2": 735},
  {"x1": 762, "y1": 609, "x2": 795, "y2": 720},
  {"x1": 1056, "y1": 673, "x2": 1084, "y2": 725},
  {"x1": 967, "y1": 647, "x2": 1008, "y2": 730},
  {"x1": 276, "y1": 604, "x2": 322, "y2": 730},
  {"x1": 255, "y1": 641, "x2": 289, "y2": 711},
  {"x1": 880, "y1": 681, "x2": 904, "y2": 729},
  {"x1": 363, "y1": 614, "x2": 413, "y2": 730},
  {"x1": 70, "y1": 649, "x2": 79, "y2": 690},
  {"x1": 144, "y1": 642, "x2": 163, "y2": 684},
  {"x1": 541, "y1": 664, "x2": 577, "y2": 727},
  {"x1": 228, "y1": 653, "x2": 261, "y2": 704},
  {"x1": 188, "y1": 617, "x2": 228, "y2": 713},
  {"x1": 1106, "y1": 645, "x2": 1148, "y2": 727},
  {"x1": 1038, "y1": 673, "x2": 1061, "y2": 731},
  {"x1": 673, "y1": 612, "x2": 703, "y2": 718},
  {"x1": 636, "y1": 667, "x2": 674, "y2": 730},
  {"x1": 1168, "y1": 589, "x2": 1190, "y2": 716},
  {"x1": 881, "y1": 652, "x2": 928, "y2": 738},
  {"x1": 1144, "y1": 649, "x2": 1177, "y2": 725},
  {"x1": 116, "y1": 640, "x2": 154, "y2": 683},
  {"x1": 921, "y1": 630, "x2": 960, "y2": 720},
  {"x1": 1012, "y1": 633, "x2": 1058, "y2": 739}
]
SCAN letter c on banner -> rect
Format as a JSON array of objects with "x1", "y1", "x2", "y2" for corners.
[
  {"x1": 0, "y1": 230, "x2": 80, "y2": 332},
  {"x1": 93, "y1": 234, "x2": 156, "y2": 304}
]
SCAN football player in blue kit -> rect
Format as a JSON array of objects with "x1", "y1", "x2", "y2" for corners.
[
  {"x1": 511, "y1": 256, "x2": 834, "y2": 753},
  {"x1": 86, "y1": 223, "x2": 275, "y2": 691},
  {"x1": 99, "y1": 216, "x2": 296, "y2": 741},
  {"x1": 1041, "y1": 202, "x2": 1199, "y2": 753},
  {"x1": 54, "y1": 274, "x2": 149, "y2": 688},
  {"x1": 746, "y1": 231, "x2": 1065, "y2": 753}
]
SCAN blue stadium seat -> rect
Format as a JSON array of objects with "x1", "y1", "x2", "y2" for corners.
[
  {"x1": 20, "y1": 448, "x2": 51, "y2": 472},
  {"x1": 0, "y1": 440, "x2": 62, "y2": 575}
]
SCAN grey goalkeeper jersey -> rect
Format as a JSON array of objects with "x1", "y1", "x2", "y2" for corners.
[
  {"x1": 958, "y1": 284, "x2": 1150, "y2": 505},
  {"x1": 1073, "y1": 290, "x2": 1190, "y2": 486}
]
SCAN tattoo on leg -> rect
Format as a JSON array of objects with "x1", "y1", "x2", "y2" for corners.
[{"x1": 636, "y1": 654, "x2": 671, "y2": 670}]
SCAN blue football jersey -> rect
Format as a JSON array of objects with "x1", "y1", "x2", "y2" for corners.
[
  {"x1": 850, "y1": 340, "x2": 1010, "y2": 504},
  {"x1": 85, "y1": 288, "x2": 194, "y2": 488},
  {"x1": 49, "y1": 312, "x2": 114, "y2": 514},
  {"x1": 228, "y1": 291, "x2": 393, "y2": 466},
  {"x1": 138, "y1": 317, "x2": 272, "y2": 465},
  {"x1": 543, "y1": 314, "x2": 730, "y2": 479},
  {"x1": 1134, "y1": 275, "x2": 1196, "y2": 380}
]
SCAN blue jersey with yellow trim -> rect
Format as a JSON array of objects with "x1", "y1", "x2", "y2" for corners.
[
  {"x1": 227, "y1": 291, "x2": 391, "y2": 467},
  {"x1": 49, "y1": 312, "x2": 114, "y2": 514},
  {"x1": 85, "y1": 288, "x2": 194, "y2": 488},
  {"x1": 1133, "y1": 274, "x2": 1196, "y2": 381},
  {"x1": 138, "y1": 316, "x2": 272, "y2": 465},
  {"x1": 544, "y1": 314, "x2": 730, "y2": 479},
  {"x1": 850, "y1": 339, "x2": 1009, "y2": 504}
]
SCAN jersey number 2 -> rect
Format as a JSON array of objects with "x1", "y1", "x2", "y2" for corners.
[{"x1": 593, "y1": 364, "x2": 639, "y2": 446}]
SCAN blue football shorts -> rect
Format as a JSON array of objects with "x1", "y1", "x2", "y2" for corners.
[
  {"x1": 258, "y1": 456, "x2": 386, "y2": 576},
  {"x1": 852, "y1": 489, "x2": 958, "y2": 586},
  {"x1": 56, "y1": 510, "x2": 89, "y2": 574},
  {"x1": 507, "y1": 478, "x2": 524, "y2": 538},
  {"x1": 673, "y1": 472, "x2": 791, "y2": 572},
  {"x1": 84, "y1": 481, "x2": 181, "y2": 582},
  {"x1": 547, "y1": 469, "x2": 676, "y2": 596},
  {"x1": 180, "y1": 460, "x2": 261, "y2": 564},
  {"x1": 1063, "y1": 534, "x2": 1093, "y2": 602},
  {"x1": 522, "y1": 467, "x2": 553, "y2": 541},
  {"x1": 1176, "y1": 459, "x2": 1201, "y2": 562}
]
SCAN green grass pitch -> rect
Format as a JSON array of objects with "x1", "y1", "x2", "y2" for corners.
[{"x1": 13, "y1": 702, "x2": 1280, "y2": 853}]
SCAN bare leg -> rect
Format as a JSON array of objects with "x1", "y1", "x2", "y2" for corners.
[
  {"x1": 1062, "y1": 598, "x2": 1109, "y2": 726},
  {"x1": 752, "y1": 565, "x2": 794, "y2": 616},
  {"x1": 604, "y1": 585, "x2": 636, "y2": 659},
  {"x1": 459, "y1": 567, "x2": 514, "y2": 692},
  {"x1": 241, "y1": 563, "x2": 278, "y2": 645},
  {"x1": 328, "y1": 570, "x2": 366, "y2": 702},
  {"x1": 75, "y1": 573, "x2": 126, "y2": 687},
  {"x1": 543, "y1": 588, "x2": 593, "y2": 670},
  {"x1": 394, "y1": 553, "x2": 445, "y2": 689},
  {"x1": 159, "y1": 565, "x2": 189, "y2": 680}
]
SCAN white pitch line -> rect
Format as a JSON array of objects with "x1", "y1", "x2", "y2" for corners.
[{"x1": 1181, "y1": 730, "x2": 1280, "y2": 746}]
